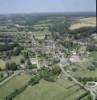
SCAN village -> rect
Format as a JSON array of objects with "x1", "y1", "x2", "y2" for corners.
[{"x1": 0, "y1": 13, "x2": 96, "y2": 100}]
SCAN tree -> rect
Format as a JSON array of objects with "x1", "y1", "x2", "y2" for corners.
[
  {"x1": 6, "y1": 62, "x2": 18, "y2": 71},
  {"x1": 27, "y1": 59, "x2": 31, "y2": 65},
  {"x1": 20, "y1": 58, "x2": 25, "y2": 64},
  {"x1": 87, "y1": 45, "x2": 97, "y2": 52},
  {"x1": 23, "y1": 51, "x2": 29, "y2": 59},
  {"x1": 52, "y1": 66, "x2": 61, "y2": 75},
  {"x1": 40, "y1": 67, "x2": 59, "y2": 82},
  {"x1": 13, "y1": 47, "x2": 21, "y2": 56}
]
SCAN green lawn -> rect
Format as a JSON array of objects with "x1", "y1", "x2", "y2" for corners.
[
  {"x1": 14, "y1": 77, "x2": 86, "y2": 100},
  {"x1": 0, "y1": 72, "x2": 31, "y2": 100}
]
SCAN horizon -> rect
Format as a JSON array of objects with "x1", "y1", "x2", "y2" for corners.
[{"x1": 0, "y1": 11, "x2": 96, "y2": 16}]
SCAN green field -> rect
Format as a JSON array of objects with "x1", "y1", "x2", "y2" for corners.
[
  {"x1": 14, "y1": 76, "x2": 87, "y2": 100},
  {"x1": 0, "y1": 72, "x2": 31, "y2": 100}
]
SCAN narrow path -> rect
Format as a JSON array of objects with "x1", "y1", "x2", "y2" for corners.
[{"x1": 35, "y1": 52, "x2": 40, "y2": 69}]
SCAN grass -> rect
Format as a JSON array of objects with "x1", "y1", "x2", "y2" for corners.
[
  {"x1": 0, "y1": 55, "x2": 23, "y2": 69},
  {"x1": 0, "y1": 72, "x2": 31, "y2": 100},
  {"x1": 6, "y1": 55, "x2": 23, "y2": 64},
  {"x1": 33, "y1": 24, "x2": 50, "y2": 30},
  {"x1": 88, "y1": 51, "x2": 97, "y2": 60},
  {"x1": 30, "y1": 30, "x2": 51, "y2": 39},
  {"x1": 0, "y1": 59, "x2": 5, "y2": 69},
  {"x1": 14, "y1": 77, "x2": 87, "y2": 100},
  {"x1": 70, "y1": 59, "x2": 97, "y2": 78}
]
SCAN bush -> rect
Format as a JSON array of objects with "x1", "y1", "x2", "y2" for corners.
[
  {"x1": 5, "y1": 85, "x2": 28, "y2": 100},
  {"x1": 87, "y1": 65, "x2": 96, "y2": 71},
  {"x1": 76, "y1": 91, "x2": 90, "y2": 100},
  {"x1": 28, "y1": 75, "x2": 41, "y2": 86},
  {"x1": 23, "y1": 51, "x2": 29, "y2": 59},
  {"x1": 52, "y1": 66, "x2": 61, "y2": 75},
  {"x1": 28, "y1": 64, "x2": 37, "y2": 69}
]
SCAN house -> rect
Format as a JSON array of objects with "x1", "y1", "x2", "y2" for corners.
[
  {"x1": 69, "y1": 51, "x2": 80, "y2": 63},
  {"x1": 30, "y1": 58, "x2": 37, "y2": 65}
]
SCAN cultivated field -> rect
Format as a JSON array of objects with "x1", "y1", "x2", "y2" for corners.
[
  {"x1": 69, "y1": 17, "x2": 96, "y2": 30},
  {"x1": 79, "y1": 17, "x2": 96, "y2": 24}
]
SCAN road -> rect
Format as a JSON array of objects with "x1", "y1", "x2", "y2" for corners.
[{"x1": 58, "y1": 62, "x2": 89, "y2": 91}]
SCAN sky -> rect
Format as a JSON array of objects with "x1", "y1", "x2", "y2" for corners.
[{"x1": 0, "y1": 0, "x2": 96, "y2": 14}]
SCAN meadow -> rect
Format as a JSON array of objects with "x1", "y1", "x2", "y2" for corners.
[
  {"x1": 0, "y1": 72, "x2": 31, "y2": 100},
  {"x1": 14, "y1": 76, "x2": 87, "y2": 100}
]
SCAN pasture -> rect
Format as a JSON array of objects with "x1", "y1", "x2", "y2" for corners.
[{"x1": 14, "y1": 77, "x2": 87, "y2": 100}]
